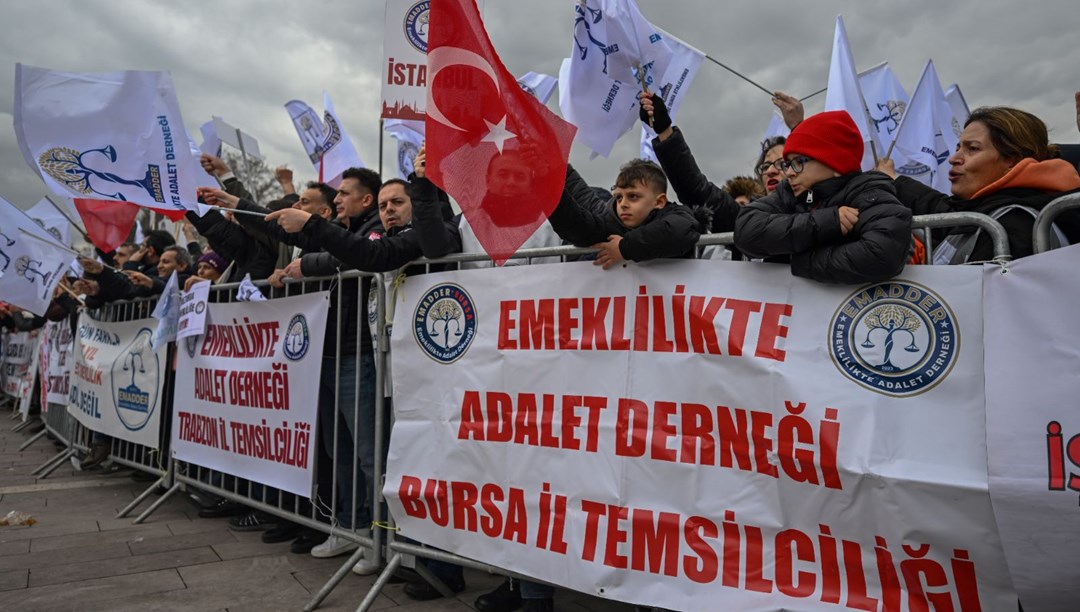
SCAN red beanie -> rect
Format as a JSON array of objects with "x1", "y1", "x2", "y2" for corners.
[{"x1": 784, "y1": 110, "x2": 864, "y2": 175}]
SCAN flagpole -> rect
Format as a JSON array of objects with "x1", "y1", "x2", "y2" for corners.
[
  {"x1": 378, "y1": 118, "x2": 385, "y2": 179},
  {"x1": 42, "y1": 195, "x2": 91, "y2": 243},
  {"x1": 799, "y1": 86, "x2": 827, "y2": 102},
  {"x1": 204, "y1": 205, "x2": 268, "y2": 218},
  {"x1": 18, "y1": 228, "x2": 80, "y2": 256},
  {"x1": 703, "y1": 55, "x2": 774, "y2": 98}
]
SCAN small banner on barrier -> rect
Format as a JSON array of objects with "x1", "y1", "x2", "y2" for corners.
[
  {"x1": 177, "y1": 280, "x2": 210, "y2": 340},
  {"x1": 40, "y1": 320, "x2": 74, "y2": 408},
  {"x1": 171, "y1": 292, "x2": 329, "y2": 497},
  {"x1": 1, "y1": 329, "x2": 42, "y2": 418},
  {"x1": 985, "y1": 243, "x2": 1080, "y2": 609},
  {"x1": 384, "y1": 260, "x2": 1015, "y2": 611},
  {"x1": 69, "y1": 314, "x2": 168, "y2": 448}
]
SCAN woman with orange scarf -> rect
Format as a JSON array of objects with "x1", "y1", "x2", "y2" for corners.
[{"x1": 878, "y1": 106, "x2": 1080, "y2": 263}]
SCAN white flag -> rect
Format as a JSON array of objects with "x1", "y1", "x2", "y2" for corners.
[
  {"x1": 151, "y1": 271, "x2": 180, "y2": 349},
  {"x1": 559, "y1": 0, "x2": 675, "y2": 158},
  {"x1": 762, "y1": 112, "x2": 791, "y2": 143},
  {"x1": 892, "y1": 60, "x2": 959, "y2": 194},
  {"x1": 285, "y1": 93, "x2": 364, "y2": 188},
  {"x1": 199, "y1": 118, "x2": 223, "y2": 156},
  {"x1": 236, "y1": 273, "x2": 267, "y2": 302},
  {"x1": 639, "y1": 28, "x2": 705, "y2": 162},
  {"x1": 384, "y1": 119, "x2": 425, "y2": 180},
  {"x1": 945, "y1": 84, "x2": 971, "y2": 136},
  {"x1": 14, "y1": 64, "x2": 205, "y2": 213},
  {"x1": 0, "y1": 216, "x2": 70, "y2": 317},
  {"x1": 516, "y1": 72, "x2": 559, "y2": 105},
  {"x1": 823, "y1": 16, "x2": 880, "y2": 169},
  {"x1": 858, "y1": 63, "x2": 909, "y2": 155},
  {"x1": 25, "y1": 197, "x2": 74, "y2": 247}
]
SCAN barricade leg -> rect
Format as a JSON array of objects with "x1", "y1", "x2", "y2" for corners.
[
  {"x1": 303, "y1": 546, "x2": 368, "y2": 612},
  {"x1": 116, "y1": 474, "x2": 169, "y2": 519},
  {"x1": 12, "y1": 416, "x2": 36, "y2": 432},
  {"x1": 18, "y1": 427, "x2": 48, "y2": 451},
  {"x1": 32, "y1": 447, "x2": 76, "y2": 476},
  {"x1": 354, "y1": 553, "x2": 402, "y2": 612},
  {"x1": 132, "y1": 466, "x2": 178, "y2": 524}
]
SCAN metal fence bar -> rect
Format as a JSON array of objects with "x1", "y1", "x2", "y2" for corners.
[
  {"x1": 1033, "y1": 192, "x2": 1080, "y2": 254},
  {"x1": 911, "y1": 212, "x2": 1012, "y2": 263}
]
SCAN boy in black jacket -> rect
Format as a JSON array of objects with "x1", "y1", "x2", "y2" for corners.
[
  {"x1": 734, "y1": 110, "x2": 912, "y2": 284},
  {"x1": 548, "y1": 158, "x2": 704, "y2": 269}
]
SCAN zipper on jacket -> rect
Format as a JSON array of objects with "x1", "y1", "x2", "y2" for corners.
[{"x1": 806, "y1": 189, "x2": 814, "y2": 205}]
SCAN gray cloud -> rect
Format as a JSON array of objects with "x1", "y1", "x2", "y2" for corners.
[{"x1": 2, "y1": 0, "x2": 1077, "y2": 210}]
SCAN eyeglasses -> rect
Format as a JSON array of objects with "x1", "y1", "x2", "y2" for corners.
[
  {"x1": 778, "y1": 156, "x2": 812, "y2": 174},
  {"x1": 755, "y1": 159, "x2": 784, "y2": 177}
]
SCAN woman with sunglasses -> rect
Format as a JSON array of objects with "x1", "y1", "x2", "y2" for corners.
[{"x1": 734, "y1": 110, "x2": 913, "y2": 284}]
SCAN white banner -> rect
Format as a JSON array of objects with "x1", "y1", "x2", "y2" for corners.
[
  {"x1": 171, "y1": 292, "x2": 329, "y2": 497},
  {"x1": 385, "y1": 260, "x2": 1014, "y2": 611},
  {"x1": 41, "y1": 320, "x2": 74, "y2": 406},
  {"x1": 381, "y1": 0, "x2": 428, "y2": 120},
  {"x1": 177, "y1": 280, "x2": 210, "y2": 340},
  {"x1": 1, "y1": 329, "x2": 41, "y2": 418},
  {"x1": 985, "y1": 244, "x2": 1080, "y2": 610},
  {"x1": 68, "y1": 315, "x2": 167, "y2": 448}
]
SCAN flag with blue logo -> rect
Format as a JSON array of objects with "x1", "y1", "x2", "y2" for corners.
[
  {"x1": 151, "y1": 271, "x2": 180, "y2": 349},
  {"x1": 559, "y1": 0, "x2": 674, "y2": 157},
  {"x1": 0, "y1": 196, "x2": 71, "y2": 316},
  {"x1": 639, "y1": 29, "x2": 705, "y2": 162},
  {"x1": 236, "y1": 273, "x2": 267, "y2": 302},
  {"x1": 384, "y1": 119, "x2": 425, "y2": 180},
  {"x1": 892, "y1": 60, "x2": 959, "y2": 194},
  {"x1": 14, "y1": 64, "x2": 206, "y2": 214},
  {"x1": 284, "y1": 92, "x2": 364, "y2": 188}
]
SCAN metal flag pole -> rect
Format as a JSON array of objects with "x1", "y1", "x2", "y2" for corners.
[
  {"x1": 378, "y1": 118, "x2": 385, "y2": 179},
  {"x1": 704, "y1": 54, "x2": 774, "y2": 99},
  {"x1": 41, "y1": 195, "x2": 91, "y2": 243},
  {"x1": 235, "y1": 128, "x2": 257, "y2": 189}
]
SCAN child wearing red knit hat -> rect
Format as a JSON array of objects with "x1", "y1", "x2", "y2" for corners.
[{"x1": 733, "y1": 110, "x2": 912, "y2": 284}]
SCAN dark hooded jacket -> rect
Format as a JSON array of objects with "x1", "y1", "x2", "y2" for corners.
[
  {"x1": 548, "y1": 165, "x2": 705, "y2": 262},
  {"x1": 735, "y1": 171, "x2": 911, "y2": 284},
  {"x1": 651, "y1": 126, "x2": 743, "y2": 235}
]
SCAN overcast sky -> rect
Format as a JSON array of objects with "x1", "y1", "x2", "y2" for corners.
[{"x1": 2, "y1": 0, "x2": 1077, "y2": 210}]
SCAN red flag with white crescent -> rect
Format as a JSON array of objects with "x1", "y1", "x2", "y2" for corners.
[{"x1": 426, "y1": 0, "x2": 576, "y2": 265}]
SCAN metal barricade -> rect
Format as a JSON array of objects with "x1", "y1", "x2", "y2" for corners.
[
  {"x1": 1034, "y1": 192, "x2": 1080, "y2": 254},
  {"x1": 912, "y1": 212, "x2": 1012, "y2": 264}
]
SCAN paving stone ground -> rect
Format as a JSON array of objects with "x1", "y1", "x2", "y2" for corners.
[{"x1": 0, "y1": 414, "x2": 638, "y2": 612}]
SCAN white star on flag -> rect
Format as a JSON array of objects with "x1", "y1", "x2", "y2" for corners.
[{"x1": 481, "y1": 116, "x2": 516, "y2": 153}]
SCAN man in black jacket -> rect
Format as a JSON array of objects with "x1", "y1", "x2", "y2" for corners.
[{"x1": 265, "y1": 173, "x2": 462, "y2": 579}]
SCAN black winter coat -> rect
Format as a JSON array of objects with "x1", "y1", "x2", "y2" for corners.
[
  {"x1": 735, "y1": 172, "x2": 911, "y2": 284},
  {"x1": 893, "y1": 176, "x2": 1080, "y2": 262},
  {"x1": 186, "y1": 209, "x2": 278, "y2": 282},
  {"x1": 549, "y1": 167, "x2": 703, "y2": 262},
  {"x1": 651, "y1": 126, "x2": 742, "y2": 235}
]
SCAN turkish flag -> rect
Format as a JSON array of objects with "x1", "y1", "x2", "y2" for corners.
[
  {"x1": 426, "y1": 0, "x2": 576, "y2": 265},
  {"x1": 73, "y1": 199, "x2": 189, "y2": 254}
]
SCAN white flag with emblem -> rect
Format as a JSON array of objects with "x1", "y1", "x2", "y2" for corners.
[
  {"x1": 516, "y1": 72, "x2": 559, "y2": 105},
  {"x1": 236, "y1": 273, "x2": 267, "y2": 303},
  {"x1": 0, "y1": 196, "x2": 70, "y2": 316},
  {"x1": 25, "y1": 197, "x2": 75, "y2": 247},
  {"x1": 892, "y1": 60, "x2": 959, "y2": 195},
  {"x1": 639, "y1": 28, "x2": 705, "y2": 163},
  {"x1": 559, "y1": 0, "x2": 675, "y2": 158},
  {"x1": 14, "y1": 64, "x2": 205, "y2": 213},
  {"x1": 384, "y1": 119, "x2": 425, "y2": 180},
  {"x1": 284, "y1": 93, "x2": 364, "y2": 188},
  {"x1": 858, "y1": 63, "x2": 909, "y2": 156},
  {"x1": 945, "y1": 84, "x2": 971, "y2": 134},
  {"x1": 151, "y1": 271, "x2": 180, "y2": 349},
  {"x1": 823, "y1": 16, "x2": 881, "y2": 169}
]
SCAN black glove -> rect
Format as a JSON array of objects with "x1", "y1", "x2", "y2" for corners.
[{"x1": 639, "y1": 93, "x2": 672, "y2": 133}]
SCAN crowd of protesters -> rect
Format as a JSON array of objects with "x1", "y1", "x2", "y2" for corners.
[{"x1": 5, "y1": 90, "x2": 1080, "y2": 612}]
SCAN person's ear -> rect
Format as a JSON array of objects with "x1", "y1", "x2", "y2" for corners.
[{"x1": 655, "y1": 193, "x2": 668, "y2": 209}]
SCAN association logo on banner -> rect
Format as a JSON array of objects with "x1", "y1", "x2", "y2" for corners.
[
  {"x1": 403, "y1": 1, "x2": 430, "y2": 53},
  {"x1": 283, "y1": 314, "x2": 310, "y2": 361},
  {"x1": 184, "y1": 335, "x2": 199, "y2": 359},
  {"x1": 413, "y1": 283, "x2": 477, "y2": 363},
  {"x1": 110, "y1": 328, "x2": 160, "y2": 431},
  {"x1": 39, "y1": 146, "x2": 166, "y2": 203},
  {"x1": 829, "y1": 281, "x2": 959, "y2": 397}
]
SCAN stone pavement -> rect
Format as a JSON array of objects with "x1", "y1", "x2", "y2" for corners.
[{"x1": 0, "y1": 415, "x2": 633, "y2": 612}]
